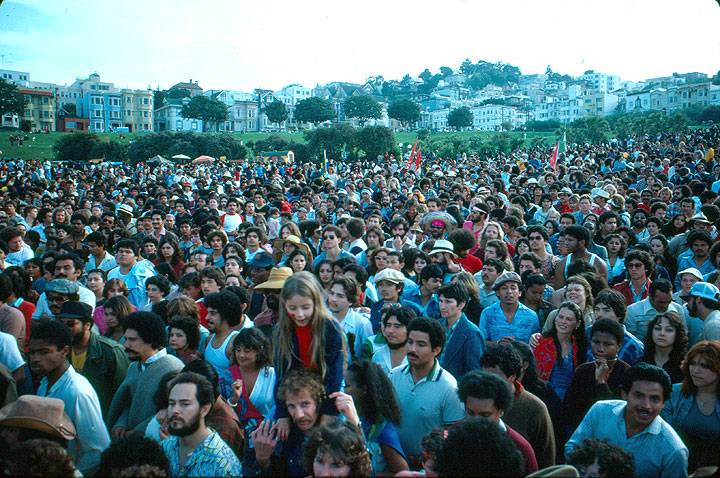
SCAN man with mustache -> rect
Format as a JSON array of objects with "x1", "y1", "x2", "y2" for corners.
[
  {"x1": 162, "y1": 372, "x2": 241, "y2": 477},
  {"x1": 248, "y1": 369, "x2": 325, "y2": 477},
  {"x1": 389, "y1": 317, "x2": 465, "y2": 468},
  {"x1": 684, "y1": 282, "x2": 720, "y2": 341},
  {"x1": 33, "y1": 254, "x2": 96, "y2": 319},
  {"x1": 565, "y1": 363, "x2": 688, "y2": 478},
  {"x1": 107, "y1": 312, "x2": 183, "y2": 440}
]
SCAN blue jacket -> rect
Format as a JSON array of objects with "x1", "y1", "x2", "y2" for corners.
[
  {"x1": 273, "y1": 318, "x2": 345, "y2": 419},
  {"x1": 661, "y1": 382, "x2": 720, "y2": 428},
  {"x1": 440, "y1": 315, "x2": 485, "y2": 381}
]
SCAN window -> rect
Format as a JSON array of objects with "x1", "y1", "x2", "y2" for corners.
[
  {"x1": 93, "y1": 110, "x2": 101, "y2": 118},
  {"x1": 143, "y1": 98, "x2": 148, "y2": 105},
  {"x1": 143, "y1": 111, "x2": 148, "y2": 117},
  {"x1": 95, "y1": 122, "x2": 102, "y2": 129},
  {"x1": 191, "y1": 121, "x2": 198, "y2": 130},
  {"x1": 176, "y1": 120, "x2": 183, "y2": 129},
  {"x1": 127, "y1": 110, "x2": 132, "y2": 116}
]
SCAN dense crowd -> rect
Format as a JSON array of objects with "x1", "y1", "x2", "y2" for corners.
[{"x1": 0, "y1": 125, "x2": 719, "y2": 478}]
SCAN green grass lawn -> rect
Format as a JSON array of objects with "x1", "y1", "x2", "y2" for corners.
[
  {"x1": 0, "y1": 129, "x2": 555, "y2": 161},
  {"x1": 0, "y1": 131, "x2": 143, "y2": 161}
]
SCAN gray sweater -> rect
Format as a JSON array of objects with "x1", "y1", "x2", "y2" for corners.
[{"x1": 106, "y1": 353, "x2": 183, "y2": 434}]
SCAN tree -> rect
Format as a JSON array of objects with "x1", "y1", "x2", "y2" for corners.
[
  {"x1": 90, "y1": 140, "x2": 128, "y2": 163},
  {"x1": 447, "y1": 107, "x2": 473, "y2": 131},
  {"x1": 153, "y1": 89, "x2": 166, "y2": 108},
  {"x1": 388, "y1": 99, "x2": 421, "y2": 127},
  {"x1": 419, "y1": 69, "x2": 433, "y2": 82},
  {"x1": 344, "y1": 95, "x2": 383, "y2": 125},
  {"x1": 0, "y1": 79, "x2": 26, "y2": 120},
  {"x1": 459, "y1": 59, "x2": 475, "y2": 75},
  {"x1": 565, "y1": 117, "x2": 611, "y2": 144},
  {"x1": 53, "y1": 133, "x2": 103, "y2": 161},
  {"x1": 417, "y1": 74, "x2": 442, "y2": 95},
  {"x1": 304, "y1": 124, "x2": 355, "y2": 162},
  {"x1": 166, "y1": 88, "x2": 192, "y2": 99},
  {"x1": 353, "y1": 126, "x2": 395, "y2": 161},
  {"x1": 294, "y1": 97, "x2": 335, "y2": 126},
  {"x1": 440, "y1": 66, "x2": 454, "y2": 77},
  {"x1": 181, "y1": 95, "x2": 228, "y2": 132},
  {"x1": 265, "y1": 101, "x2": 288, "y2": 127},
  {"x1": 698, "y1": 106, "x2": 720, "y2": 123}
]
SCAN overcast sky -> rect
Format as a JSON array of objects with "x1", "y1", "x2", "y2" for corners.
[{"x1": 1, "y1": 0, "x2": 718, "y2": 92}]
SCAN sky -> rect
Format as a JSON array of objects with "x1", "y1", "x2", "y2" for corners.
[{"x1": 0, "y1": 0, "x2": 718, "y2": 92}]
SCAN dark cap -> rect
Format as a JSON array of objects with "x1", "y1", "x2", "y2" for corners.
[
  {"x1": 57, "y1": 301, "x2": 92, "y2": 322},
  {"x1": 45, "y1": 279, "x2": 79, "y2": 296},
  {"x1": 248, "y1": 251, "x2": 275, "y2": 269}
]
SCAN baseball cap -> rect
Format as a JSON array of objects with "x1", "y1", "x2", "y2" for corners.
[{"x1": 682, "y1": 282, "x2": 720, "y2": 303}]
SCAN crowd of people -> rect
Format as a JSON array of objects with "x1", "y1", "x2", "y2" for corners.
[{"x1": 0, "y1": 125, "x2": 719, "y2": 477}]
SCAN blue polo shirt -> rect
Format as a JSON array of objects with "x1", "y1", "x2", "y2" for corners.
[
  {"x1": 479, "y1": 301, "x2": 540, "y2": 343},
  {"x1": 566, "y1": 400, "x2": 688, "y2": 478}
]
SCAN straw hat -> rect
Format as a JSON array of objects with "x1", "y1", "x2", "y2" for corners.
[
  {"x1": 0, "y1": 395, "x2": 76, "y2": 441},
  {"x1": 254, "y1": 267, "x2": 294, "y2": 292},
  {"x1": 272, "y1": 235, "x2": 313, "y2": 262}
]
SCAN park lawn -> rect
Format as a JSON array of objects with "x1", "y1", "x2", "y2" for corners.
[{"x1": 0, "y1": 131, "x2": 143, "y2": 161}]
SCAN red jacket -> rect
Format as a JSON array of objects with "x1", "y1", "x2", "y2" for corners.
[
  {"x1": 533, "y1": 335, "x2": 579, "y2": 381},
  {"x1": 612, "y1": 279, "x2": 651, "y2": 306}
]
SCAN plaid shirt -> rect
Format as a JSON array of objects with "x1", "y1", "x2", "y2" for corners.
[{"x1": 163, "y1": 429, "x2": 242, "y2": 477}]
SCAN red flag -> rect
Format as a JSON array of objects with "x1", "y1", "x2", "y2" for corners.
[
  {"x1": 550, "y1": 142, "x2": 559, "y2": 171},
  {"x1": 415, "y1": 148, "x2": 422, "y2": 171},
  {"x1": 407, "y1": 142, "x2": 417, "y2": 170}
]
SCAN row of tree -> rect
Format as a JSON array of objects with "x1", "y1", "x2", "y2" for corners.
[
  {"x1": 264, "y1": 96, "x2": 421, "y2": 128},
  {"x1": 154, "y1": 89, "x2": 422, "y2": 131},
  {"x1": 50, "y1": 125, "x2": 400, "y2": 164}
]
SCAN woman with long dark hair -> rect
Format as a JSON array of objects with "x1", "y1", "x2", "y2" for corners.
[
  {"x1": 533, "y1": 301, "x2": 587, "y2": 400},
  {"x1": 228, "y1": 327, "x2": 276, "y2": 465},
  {"x1": 342, "y1": 360, "x2": 408, "y2": 474},
  {"x1": 643, "y1": 311, "x2": 688, "y2": 384},
  {"x1": 155, "y1": 236, "x2": 185, "y2": 279}
]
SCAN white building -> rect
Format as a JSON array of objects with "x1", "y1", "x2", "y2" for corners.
[
  {"x1": 420, "y1": 108, "x2": 449, "y2": 130},
  {"x1": 0, "y1": 69, "x2": 30, "y2": 86},
  {"x1": 533, "y1": 95, "x2": 584, "y2": 123},
  {"x1": 274, "y1": 84, "x2": 312, "y2": 129},
  {"x1": 579, "y1": 71, "x2": 621, "y2": 93},
  {"x1": 471, "y1": 104, "x2": 527, "y2": 131},
  {"x1": 154, "y1": 98, "x2": 203, "y2": 132},
  {"x1": 0, "y1": 69, "x2": 30, "y2": 127}
]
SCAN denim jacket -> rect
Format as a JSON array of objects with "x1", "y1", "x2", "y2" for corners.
[{"x1": 661, "y1": 382, "x2": 720, "y2": 426}]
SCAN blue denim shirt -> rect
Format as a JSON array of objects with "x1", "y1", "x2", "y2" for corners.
[
  {"x1": 479, "y1": 302, "x2": 540, "y2": 343},
  {"x1": 566, "y1": 400, "x2": 688, "y2": 478}
]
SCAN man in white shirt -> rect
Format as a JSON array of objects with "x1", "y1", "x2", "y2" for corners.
[
  {"x1": 29, "y1": 319, "x2": 110, "y2": 476},
  {"x1": 327, "y1": 277, "x2": 372, "y2": 360},
  {"x1": 220, "y1": 198, "x2": 242, "y2": 240},
  {"x1": 1, "y1": 226, "x2": 34, "y2": 267}
]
